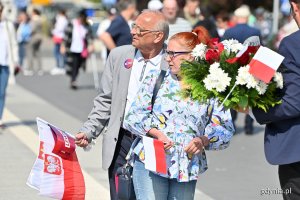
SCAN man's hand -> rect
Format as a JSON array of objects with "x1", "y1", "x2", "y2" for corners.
[
  {"x1": 184, "y1": 136, "x2": 209, "y2": 155},
  {"x1": 236, "y1": 106, "x2": 249, "y2": 114},
  {"x1": 75, "y1": 132, "x2": 89, "y2": 147}
]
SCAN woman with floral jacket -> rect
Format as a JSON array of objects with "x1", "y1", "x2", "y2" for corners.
[{"x1": 123, "y1": 28, "x2": 235, "y2": 200}]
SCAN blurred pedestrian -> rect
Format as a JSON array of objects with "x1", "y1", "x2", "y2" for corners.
[
  {"x1": 16, "y1": 11, "x2": 31, "y2": 69},
  {"x1": 123, "y1": 30, "x2": 234, "y2": 200},
  {"x1": 183, "y1": 0, "x2": 201, "y2": 27},
  {"x1": 162, "y1": 0, "x2": 192, "y2": 42},
  {"x1": 75, "y1": 10, "x2": 169, "y2": 200},
  {"x1": 147, "y1": 0, "x2": 163, "y2": 11},
  {"x1": 244, "y1": 1, "x2": 300, "y2": 199},
  {"x1": 253, "y1": 7, "x2": 272, "y2": 46},
  {"x1": 99, "y1": 0, "x2": 137, "y2": 55},
  {"x1": 50, "y1": 9, "x2": 68, "y2": 75},
  {"x1": 96, "y1": 7, "x2": 117, "y2": 63},
  {"x1": 193, "y1": 6, "x2": 219, "y2": 39},
  {"x1": 0, "y1": 2, "x2": 19, "y2": 128},
  {"x1": 25, "y1": 8, "x2": 43, "y2": 76},
  {"x1": 62, "y1": 9, "x2": 93, "y2": 90},
  {"x1": 215, "y1": 11, "x2": 230, "y2": 38}
]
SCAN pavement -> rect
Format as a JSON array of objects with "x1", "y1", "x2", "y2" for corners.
[{"x1": 0, "y1": 37, "x2": 283, "y2": 200}]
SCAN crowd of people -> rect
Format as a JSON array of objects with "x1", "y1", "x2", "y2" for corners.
[{"x1": 1, "y1": 0, "x2": 300, "y2": 199}]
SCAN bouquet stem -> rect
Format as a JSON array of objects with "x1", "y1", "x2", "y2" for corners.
[{"x1": 221, "y1": 82, "x2": 238, "y2": 107}]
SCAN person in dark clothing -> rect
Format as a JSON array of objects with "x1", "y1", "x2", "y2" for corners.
[
  {"x1": 239, "y1": 1, "x2": 300, "y2": 199},
  {"x1": 99, "y1": 0, "x2": 137, "y2": 55},
  {"x1": 193, "y1": 6, "x2": 219, "y2": 39},
  {"x1": 222, "y1": 5, "x2": 261, "y2": 135}
]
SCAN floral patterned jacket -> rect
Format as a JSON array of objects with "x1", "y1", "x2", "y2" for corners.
[{"x1": 123, "y1": 69, "x2": 235, "y2": 182}]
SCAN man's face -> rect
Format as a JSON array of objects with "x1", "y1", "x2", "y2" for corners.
[
  {"x1": 131, "y1": 13, "x2": 160, "y2": 49},
  {"x1": 162, "y1": 0, "x2": 178, "y2": 22},
  {"x1": 291, "y1": 2, "x2": 300, "y2": 28}
]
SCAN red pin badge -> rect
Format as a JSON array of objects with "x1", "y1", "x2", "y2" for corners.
[{"x1": 124, "y1": 59, "x2": 133, "y2": 69}]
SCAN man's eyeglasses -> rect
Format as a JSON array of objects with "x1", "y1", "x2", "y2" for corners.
[
  {"x1": 131, "y1": 23, "x2": 160, "y2": 35},
  {"x1": 166, "y1": 50, "x2": 192, "y2": 59}
]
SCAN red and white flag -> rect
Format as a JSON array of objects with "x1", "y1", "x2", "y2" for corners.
[
  {"x1": 142, "y1": 136, "x2": 167, "y2": 174},
  {"x1": 27, "y1": 118, "x2": 85, "y2": 199},
  {"x1": 249, "y1": 46, "x2": 284, "y2": 83}
]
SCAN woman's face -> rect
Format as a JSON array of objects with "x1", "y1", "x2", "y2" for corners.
[{"x1": 166, "y1": 39, "x2": 193, "y2": 75}]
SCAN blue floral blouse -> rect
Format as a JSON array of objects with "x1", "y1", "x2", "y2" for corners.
[{"x1": 123, "y1": 69, "x2": 235, "y2": 182}]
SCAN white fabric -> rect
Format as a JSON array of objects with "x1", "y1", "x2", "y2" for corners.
[
  {"x1": 252, "y1": 46, "x2": 284, "y2": 70},
  {"x1": 96, "y1": 19, "x2": 111, "y2": 36},
  {"x1": 0, "y1": 21, "x2": 9, "y2": 66},
  {"x1": 70, "y1": 19, "x2": 87, "y2": 53},
  {"x1": 143, "y1": 136, "x2": 157, "y2": 172},
  {"x1": 167, "y1": 17, "x2": 192, "y2": 42},
  {"x1": 148, "y1": 0, "x2": 163, "y2": 10},
  {"x1": 27, "y1": 118, "x2": 65, "y2": 199},
  {"x1": 52, "y1": 14, "x2": 68, "y2": 38},
  {"x1": 123, "y1": 50, "x2": 163, "y2": 125}
]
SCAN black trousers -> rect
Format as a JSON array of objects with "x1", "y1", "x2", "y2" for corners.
[
  {"x1": 230, "y1": 109, "x2": 254, "y2": 133},
  {"x1": 108, "y1": 128, "x2": 135, "y2": 200},
  {"x1": 70, "y1": 53, "x2": 84, "y2": 82},
  {"x1": 279, "y1": 161, "x2": 300, "y2": 200}
]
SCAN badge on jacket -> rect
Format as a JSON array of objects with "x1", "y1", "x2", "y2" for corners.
[{"x1": 124, "y1": 59, "x2": 133, "y2": 69}]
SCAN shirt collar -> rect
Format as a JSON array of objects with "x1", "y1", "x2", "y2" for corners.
[{"x1": 135, "y1": 50, "x2": 163, "y2": 66}]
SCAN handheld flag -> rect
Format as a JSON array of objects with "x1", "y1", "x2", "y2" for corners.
[
  {"x1": 27, "y1": 118, "x2": 85, "y2": 199},
  {"x1": 142, "y1": 136, "x2": 167, "y2": 174},
  {"x1": 249, "y1": 46, "x2": 284, "y2": 83}
]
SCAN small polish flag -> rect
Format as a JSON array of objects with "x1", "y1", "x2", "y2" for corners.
[
  {"x1": 143, "y1": 136, "x2": 167, "y2": 174},
  {"x1": 249, "y1": 46, "x2": 284, "y2": 83}
]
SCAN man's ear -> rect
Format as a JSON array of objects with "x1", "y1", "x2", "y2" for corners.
[
  {"x1": 291, "y1": 2, "x2": 299, "y2": 14},
  {"x1": 154, "y1": 32, "x2": 165, "y2": 43}
]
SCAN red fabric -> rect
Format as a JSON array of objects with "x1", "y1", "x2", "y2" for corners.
[
  {"x1": 249, "y1": 59, "x2": 275, "y2": 83},
  {"x1": 49, "y1": 125, "x2": 85, "y2": 199},
  {"x1": 52, "y1": 36, "x2": 63, "y2": 44},
  {"x1": 62, "y1": 153, "x2": 85, "y2": 200},
  {"x1": 115, "y1": 174, "x2": 119, "y2": 193},
  {"x1": 153, "y1": 139, "x2": 167, "y2": 174}
]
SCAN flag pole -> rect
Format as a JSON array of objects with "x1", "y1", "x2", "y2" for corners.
[{"x1": 220, "y1": 82, "x2": 237, "y2": 107}]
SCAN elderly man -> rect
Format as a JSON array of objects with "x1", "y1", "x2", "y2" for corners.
[
  {"x1": 75, "y1": 10, "x2": 169, "y2": 200},
  {"x1": 162, "y1": 0, "x2": 192, "y2": 42}
]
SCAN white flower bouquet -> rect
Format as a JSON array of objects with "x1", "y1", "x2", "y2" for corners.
[{"x1": 180, "y1": 38, "x2": 283, "y2": 112}]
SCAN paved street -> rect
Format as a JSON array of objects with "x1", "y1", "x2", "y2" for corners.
[{"x1": 0, "y1": 38, "x2": 283, "y2": 200}]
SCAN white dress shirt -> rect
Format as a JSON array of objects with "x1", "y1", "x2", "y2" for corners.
[{"x1": 123, "y1": 50, "x2": 164, "y2": 127}]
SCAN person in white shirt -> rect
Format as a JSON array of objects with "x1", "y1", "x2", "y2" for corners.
[
  {"x1": 162, "y1": 0, "x2": 192, "y2": 42},
  {"x1": 0, "y1": 2, "x2": 19, "y2": 128},
  {"x1": 50, "y1": 9, "x2": 68, "y2": 75}
]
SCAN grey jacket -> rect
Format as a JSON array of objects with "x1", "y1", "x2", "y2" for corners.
[{"x1": 80, "y1": 44, "x2": 168, "y2": 169}]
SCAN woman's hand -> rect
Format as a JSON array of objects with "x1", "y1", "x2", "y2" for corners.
[
  {"x1": 148, "y1": 128, "x2": 173, "y2": 150},
  {"x1": 184, "y1": 136, "x2": 209, "y2": 155},
  {"x1": 157, "y1": 134, "x2": 173, "y2": 150}
]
